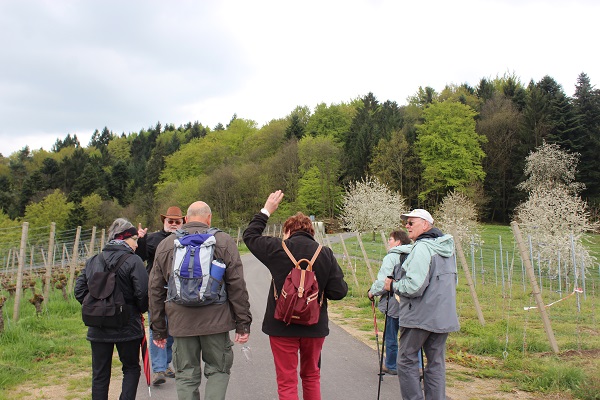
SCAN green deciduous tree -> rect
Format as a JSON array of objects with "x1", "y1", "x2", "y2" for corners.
[
  {"x1": 298, "y1": 136, "x2": 342, "y2": 218},
  {"x1": 24, "y1": 189, "x2": 73, "y2": 231},
  {"x1": 416, "y1": 101, "x2": 486, "y2": 205}
]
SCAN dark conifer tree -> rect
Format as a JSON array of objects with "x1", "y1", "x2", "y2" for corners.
[{"x1": 573, "y1": 73, "x2": 600, "y2": 203}]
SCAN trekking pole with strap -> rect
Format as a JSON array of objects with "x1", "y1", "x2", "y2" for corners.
[
  {"x1": 377, "y1": 285, "x2": 392, "y2": 400},
  {"x1": 370, "y1": 298, "x2": 381, "y2": 369}
]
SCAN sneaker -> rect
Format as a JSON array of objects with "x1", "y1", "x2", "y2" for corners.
[
  {"x1": 165, "y1": 367, "x2": 175, "y2": 378},
  {"x1": 152, "y1": 371, "x2": 166, "y2": 386},
  {"x1": 382, "y1": 366, "x2": 398, "y2": 375}
]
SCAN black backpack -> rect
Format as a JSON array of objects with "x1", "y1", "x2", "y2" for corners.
[{"x1": 81, "y1": 252, "x2": 132, "y2": 328}]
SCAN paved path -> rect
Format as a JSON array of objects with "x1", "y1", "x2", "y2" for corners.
[{"x1": 136, "y1": 252, "x2": 400, "y2": 399}]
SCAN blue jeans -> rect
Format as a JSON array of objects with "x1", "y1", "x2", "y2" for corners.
[
  {"x1": 148, "y1": 311, "x2": 174, "y2": 373},
  {"x1": 384, "y1": 316, "x2": 400, "y2": 371}
]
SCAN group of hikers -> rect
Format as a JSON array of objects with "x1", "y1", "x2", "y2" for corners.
[{"x1": 74, "y1": 189, "x2": 459, "y2": 400}]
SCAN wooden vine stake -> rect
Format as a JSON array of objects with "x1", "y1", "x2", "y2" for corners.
[
  {"x1": 43, "y1": 222, "x2": 56, "y2": 308},
  {"x1": 451, "y1": 229, "x2": 485, "y2": 326},
  {"x1": 338, "y1": 234, "x2": 360, "y2": 291},
  {"x1": 13, "y1": 222, "x2": 29, "y2": 322},
  {"x1": 88, "y1": 226, "x2": 97, "y2": 257},
  {"x1": 356, "y1": 232, "x2": 375, "y2": 282},
  {"x1": 511, "y1": 221, "x2": 559, "y2": 354},
  {"x1": 67, "y1": 226, "x2": 81, "y2": 296}
]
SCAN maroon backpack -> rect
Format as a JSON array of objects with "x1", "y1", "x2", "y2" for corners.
[{"x1": 273, "y1": 241, "x2": 323, "y2": 326}]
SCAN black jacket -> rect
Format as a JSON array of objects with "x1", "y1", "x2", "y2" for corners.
[
  {"x1": 243, "y1": 212, "x2": 348, "y2": 337},
  {"x1": 75, "y1": 242, "x2": 149, "y2": 342},
  {"x1": 136, "y1": 229, "x2": 172, "y2": 274}
]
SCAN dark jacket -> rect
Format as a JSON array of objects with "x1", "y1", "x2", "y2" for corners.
[
  {"x1": 74, "y1": 242, "x2": 149, "y2": 342},
  {"x1": 149, "y1": 221, "x2": 252, "y2": 339},
  {"x1": 243, "y1": 212, "x2": 348, "y2": 337},
  {"x1": 136, "y1": 229, "x2": 171, "y2": 274}
]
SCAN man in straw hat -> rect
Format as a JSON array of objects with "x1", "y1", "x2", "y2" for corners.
[
  {"x1": 137, "y1": 206, "x2": 184, "y2": 385},
  {"x1": 384, "y1": 209, "x2": 460, "y2": 400}
]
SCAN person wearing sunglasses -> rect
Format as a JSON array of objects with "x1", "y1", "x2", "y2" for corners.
[
  {"x1": 384, "y1": 209, "x2": 459, "y2": 400},
  {"x1": 136, "y1": 206, "x2": 184, "y2": 385}
]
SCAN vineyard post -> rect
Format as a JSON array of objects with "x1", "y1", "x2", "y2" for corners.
[
  {"x1": 100, "y1": 229, "x2": 105, "y2": 250},
  {"x1": 451, "y1": 229, "x2": 485, "y2": 326},
  {"x1": 43, "y1": 222, "x2": 56, "y2": 308},
  {"x1": 356, "y1": 232, "x2": 375, "y2": 282},
  {"x1": 88, "y1": 226, "x2": 96, "y2": 257},
  {"x1": 339, "y1": 234, "x2": 360, "y2": 291},
  {"x1": 511, "y1": 221, "x2": 559, "y2": 354},
  {"x1": 67, "y1": 226, "x2": 81, "y2": 295},
  {"x1": 29, "y1": 245, "x2": 34, "y2": 272},
  {"x1": 324, "y1": 233, "x2": 333, "y2": 249},
  {"x1": 13, "y1": 222, "x2": 29, "y2": 322},
  {"x1": 5, "y1": 248, "x2": 10, "y2": 272}
]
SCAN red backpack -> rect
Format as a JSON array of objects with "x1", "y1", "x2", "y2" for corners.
[{"x1": 273, "y1": 241, "x2": 323, "y2": 326}]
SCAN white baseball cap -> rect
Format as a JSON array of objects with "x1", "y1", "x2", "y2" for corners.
[{"x1": 401, "y1": 209, "x2": 434, "y2": 224}]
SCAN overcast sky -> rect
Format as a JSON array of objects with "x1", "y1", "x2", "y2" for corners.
[{"x1": 1, "y1": 0, "x2": 598, "y2": 157}]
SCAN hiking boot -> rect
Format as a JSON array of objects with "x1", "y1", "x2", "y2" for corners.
[
  {"x1": 152, "y1": 371, "x2": 166, "y2": 386},
  {"x1": 382, "y1": 366, "x2": 397, "y2": 375},
  {"x1": 165, "y1": 367, "x2": 175, "y2": 378}
]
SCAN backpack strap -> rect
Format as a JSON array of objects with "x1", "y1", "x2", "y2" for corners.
[
  {"x1": 281, "y1": 241, "x2": 323, "y2": 270},
  {"x1": 274, "y1": 241, "x2": 323, "y2": 300},
  {"x1": 98, "y1": 252, "x2": 133, "y2": 273}
]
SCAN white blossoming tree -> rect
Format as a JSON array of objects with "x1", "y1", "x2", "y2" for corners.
[
  {"x1": 515, "y1": 142, "x2": 597, "y2": 279},
  {"x1": 435, "y1": 191, "x2": 482, "y2": 248},
  {"x1": 340, "y1": 176, "x2": 406, "y2": 240}
]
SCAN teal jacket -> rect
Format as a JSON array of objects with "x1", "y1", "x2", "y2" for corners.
[
  {"x1": 369, "y1": 244, "x2": 412, "y2": 316},
  {"x1": 392, "y1": 228, "x2": 460, "y2": 333}
]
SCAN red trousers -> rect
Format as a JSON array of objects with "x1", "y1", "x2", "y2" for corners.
[{"x1": 269, "y1": 336, "x2": 326, "y2": 400}]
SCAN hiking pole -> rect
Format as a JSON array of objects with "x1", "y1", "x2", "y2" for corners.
[
  {"x1": 370, "y1": 298, "x2": 381, "y2": 368},
  {"x1": 421, "y1": 346, "x2": 425, "y2": 392},
  {"x1": 377, "y1": 284, "x2": 392, "y2": 400}
]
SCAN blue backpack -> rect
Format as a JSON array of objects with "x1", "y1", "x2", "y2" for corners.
[{"x1": 166, "y1": 228, "x2": 227, "y2": 306}]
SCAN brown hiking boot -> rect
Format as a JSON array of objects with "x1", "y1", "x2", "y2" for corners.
[
  {"x1": 165, "y1": 366, "x2": 175, "y2": 378},
  {"x1": 152, "y1": 371, "x2": 166, "y2": 386}
]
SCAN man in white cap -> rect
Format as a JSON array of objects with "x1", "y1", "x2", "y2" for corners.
[{"x1": 384, "y1": 209, "x2": 460, "y2": 400}]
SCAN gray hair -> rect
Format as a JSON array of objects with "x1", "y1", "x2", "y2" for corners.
[{"x1": 108, "y1": 218, "x2": 134, "y2": 241}]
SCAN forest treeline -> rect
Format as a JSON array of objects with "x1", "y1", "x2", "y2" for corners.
[{"x1": 1, "y1": 72, "x2": 599, "y2": 234}]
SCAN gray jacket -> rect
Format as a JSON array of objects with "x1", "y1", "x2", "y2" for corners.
[{"x1": 393, "y1": 228, "x2": 460, "y2": 333}]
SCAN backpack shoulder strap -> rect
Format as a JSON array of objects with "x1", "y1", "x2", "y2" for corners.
[
  {"x1": 207, "y1": 227, "x2": 221, "y2": 235},
  {"x1": 107, "y1": 253, "x2": 134, "y2": 273},
  {"x1": 282, "y1": 240, "x2": 298, "y2": 265},
  {"x1": 282, "y1": 241, "x2": 322, "y2": 270},
  {"x1": 308, "y1": 245, "x2": 323, "y2": 266}
]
